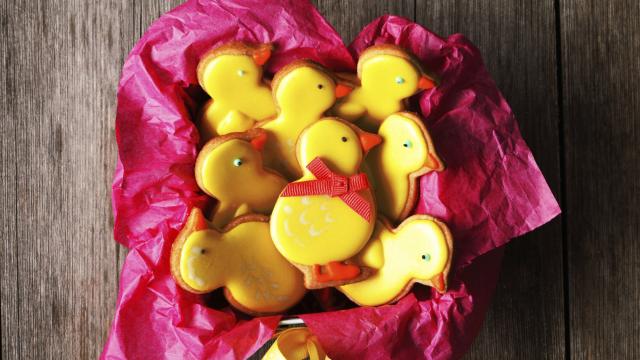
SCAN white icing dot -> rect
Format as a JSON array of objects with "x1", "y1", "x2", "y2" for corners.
[
  {"x1": 301, "y1": 196, "x2": 311, "y2": 205},
  {"x1": 283, "y1": 205, "x2": 293, "y2": 214},
  {"x1": 324, "y1": 213, "x2": 335, "y2": 223},
  {"x1": 283, "y1": 219, "x2": 295, "y2": 237},
  {"x1": 309, "y1": 225, "x2": 324, "y2": 237},
  {"x1": 299, "y1": 211, "x2": 310, "y2": 225}
]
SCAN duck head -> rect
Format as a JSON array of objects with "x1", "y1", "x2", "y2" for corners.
[
  {"x1": 394, "y1": 217, "x2": 451, "y2": 285},
  {"x1": 377, "y1": 112, "x2": 444, "y2": 174},
  {"x1": 272, "y1": 60, "x2": 352, "y2": 118},
  {"x1": 178, "y1": 227, "x2": 226, "y2": 292},
  {"x1": 196, "y1": 129, "x2": 275, "y2": 202},
  {"x1": 197, "y1": 42, "x2": 272, "y2": 99},
  {"x1": 358, "y1": 45, "x2": 436, "y2": 101},
  {"x1": 297, "y1": 118, "x2": 381, "y2": 176}
]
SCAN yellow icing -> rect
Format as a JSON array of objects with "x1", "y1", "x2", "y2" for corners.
[
  {"x1": 270, "y1": 119, "x2": 375, "y2": 265},
  {"x1": 334, "y1": 52, "x2": 426, "y2": 131},
  {"x1": 260, "y1": 64, "x2": 338, "y2": 179},
  {"x1": 178, "y1": 219, "x2": 306, "y2": 313},
  {"x1": 199, "y1": 54, "x2": 276, "y2": 140},
  {"x1": 367, "y1": 112, "x2": 442, "y2": 222},
  {"x1": 216, "y1": 109, "x2": 256, "y2": 136},
  {"x1": 262, "y1": 328, "x2": 331, "y2": 360},
  {"x1": 339, "y1": 216, "x2": 451, "y2": 306},
  {"x1": 196, "y1": 135, "x2": 287, "y2": 228}
]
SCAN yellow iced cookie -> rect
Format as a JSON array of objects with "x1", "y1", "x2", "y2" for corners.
[
  {"x1": 270, "y1": 118, "x2": 382, "y2": 289},
  {"x1": 195, "y1": 129, "x2": 287, "y2": 229},
  {"x1": 333, "y1": 44, "x2": 437, "y2": 131},
  {"x1": 197, "y1": 42, "x2": 276, "y2": 140},
  {"x1": 170, "y1": 208, "x2": 306, "y2": 315},
  {"x1": 367, "y1": 112, "x2": 444, "y2": 223},
  {"x1": 338, "y1": 215, "x2": 453, "y2": 306},
  {"x1": 259, "y1": 60, "x2": 353, "y2": 180},
  {"x1": 262, "y1": 327, "x2": 331, "y2": 360}
]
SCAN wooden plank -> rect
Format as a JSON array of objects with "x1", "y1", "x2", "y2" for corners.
[
  {"x1": 134, "y1": 0, "x2": 184, "y2": 34},
  {"x1": 9, "y1": 1, "x2": 54, "y2": 357},
  {"x1": 559, "y1": 0, "x2": 640, "y2": 358},
  {"x1": 314, "y1": 0, "x2": 414, "y2": 44},
  {"x1": 0, "y1": 0, "x2": 132, "y2": 358},
  {"x1": 415, "y1": 2, "x2": 566, "y2": 359},
  {"x1": 1, "y1": 0, "x2": 19, "y2": 358}
]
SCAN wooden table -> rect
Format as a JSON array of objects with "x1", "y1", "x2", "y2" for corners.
[{"x1": 1, "y1": 0, "x2": 638, "y2": 358}]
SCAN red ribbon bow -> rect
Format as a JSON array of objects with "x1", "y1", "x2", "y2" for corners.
[{"x1": 281, "y1": 157, "x2": 373, "y2": 222}]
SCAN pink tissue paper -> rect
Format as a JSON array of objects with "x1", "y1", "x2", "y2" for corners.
[{"x1": 104, "y1": 0, "x2": 560, "y2": 359}]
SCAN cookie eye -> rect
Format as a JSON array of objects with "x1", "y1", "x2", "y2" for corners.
[
  {"x1": 341, "y1": 136, "x2": 348, "y2": 142},
  {"x1": 317, "y1": 84, "x2": 324, "y2": 89},
  {"x1": 421, "y1": 254, "x2": 431, "y2": 261},
  {"x1": 395, "y1": 76, "x2": 405, "y2": 84},
  {"x1": 233, "y1": 158, "x2": 243, "y2": 167},
  {"x1": 237, "y1": 69, "x2": 246, "y2": 77},
  {"x1": 402, "y1": 140, "x2": 412, "y2": 148}
]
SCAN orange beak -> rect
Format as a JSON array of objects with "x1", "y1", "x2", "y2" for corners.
[
  {"x1": 359, "y1": 132, "x2": 382, "y2": 154},
  {"x1": 424, "y1": 153, "x2": 443, "y2": 171},
  {"x1": 418, "y1": 75, "x2": 436, "y2": 90},
  {"x1": 252, "y1": 47, "x2": 271, "y2": 66},
  {"x1": 335, "y1": 83, "x2": 353, "y2": 98},
  {"x1": 250, "y1": 131, "x2": 268, "y2": 152},
  {"x1": 431, "y1": 273, "x2": 446, "y2": 293}
]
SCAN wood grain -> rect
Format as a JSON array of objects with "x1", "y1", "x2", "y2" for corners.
[
  {"x1": 1, "y1": 0, "x2": 19, "y2": 358},
  {"x1": 415, "y1": 1, "x2": 566, "y2": 358},
  {"x1": 0, "y1": 0, "x2": 132, "y2": 358},
  {"x1": 560, "y1": 0, "x2": 640, "y2": 358},
  {"x1": 314, "y1": 0, "x2": 414, "y2": 43}
]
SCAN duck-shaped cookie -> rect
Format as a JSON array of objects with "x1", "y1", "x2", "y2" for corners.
[
  {"x1": 197, "y1": 42, "x2": 276, "y2": 141},
  {"x1": 195, "y1": 128, "x2": 287, "y2": 229},
  {"x1": 270, "y1": 118, "x2": 382, "y2": 288},
  {"x1": 367, "y1": 112, "x2": 444, "y2": 223},
  {"x1": 338, "y1": 215, "x2": 453, "y2": 306},
  {"x1": 259, "y1": 60, "x2": 353, "y2": 180},
  {"x1": 333, "y1": 44, "x2": 437, "y2": 131},
  {"x1": 171, "y1": 208, "x2": 306, "y2": 315}
]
